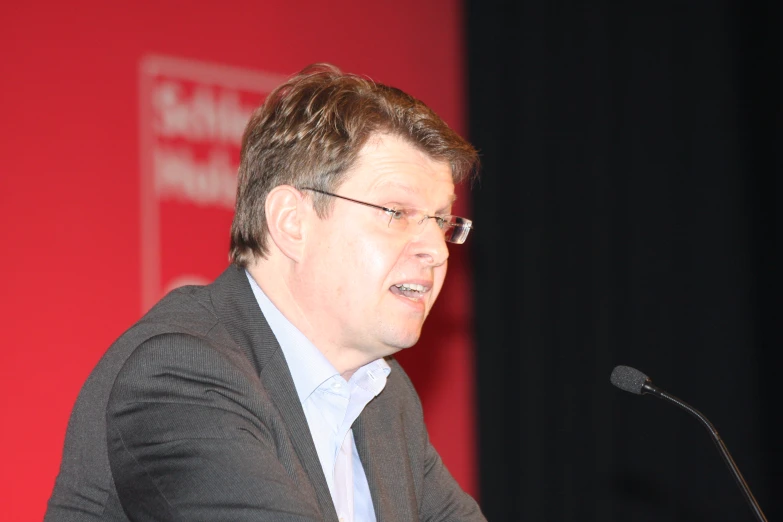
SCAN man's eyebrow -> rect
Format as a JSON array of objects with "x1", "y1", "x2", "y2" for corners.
[{"x1": 437, "y1": 195, "x2": 458, "y2": 215}]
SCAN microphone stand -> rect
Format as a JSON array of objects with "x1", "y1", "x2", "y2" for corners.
[{"x1": 641, "y1": 381, "x2": 768, "y2": 522}]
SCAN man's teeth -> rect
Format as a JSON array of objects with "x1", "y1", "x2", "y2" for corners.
[{"x1": 395, "y1": 283, "x2": 426, "y2": 293}]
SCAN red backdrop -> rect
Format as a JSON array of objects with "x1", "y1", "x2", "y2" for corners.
[{"x1": 0, "y1": 2, "x2": 476, "y2": 520}]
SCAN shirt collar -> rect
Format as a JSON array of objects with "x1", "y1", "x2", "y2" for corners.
[
  {"x1": 350, "y1": 358, "x2": 391, "y2": 397},
  {"x1": 245, "y1": 270, "x2": 390, "y2": 403}
]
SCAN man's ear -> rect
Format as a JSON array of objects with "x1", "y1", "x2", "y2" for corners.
[{"x1": 265, "y1": 185, "x2": 306, "y2": 262}]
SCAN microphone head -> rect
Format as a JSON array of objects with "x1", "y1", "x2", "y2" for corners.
[{"x1": 610, "y1": 365, "x2": 650, "y2": 395}]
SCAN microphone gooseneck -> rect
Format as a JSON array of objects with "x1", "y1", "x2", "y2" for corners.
[{"x1": 610, "y1": 365, "x2": 768, "y2": 522}]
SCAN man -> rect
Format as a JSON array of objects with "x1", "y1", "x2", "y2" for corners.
[{"x1": 46, "y1": 64, "x2": 485, "y2": 521}]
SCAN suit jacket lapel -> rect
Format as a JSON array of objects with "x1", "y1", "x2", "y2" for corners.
[
  {"x1": 354, "y1": 388, "x2": 419, "y2": 522},
  {"x1": 260, "y1": 348, "x2": 338, "y2": 521},
  {"x1": 209, "y1": 266, "x2": 338, "y2": 521}
]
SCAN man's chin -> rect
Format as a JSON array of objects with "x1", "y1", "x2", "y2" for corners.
[{"x1": 382, "y1": 329, "x2": 423, "y2": 353}]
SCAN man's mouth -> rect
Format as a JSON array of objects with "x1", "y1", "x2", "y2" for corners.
[{"x1": 390, "y1": 283, "x2": 429, "y2": 299}]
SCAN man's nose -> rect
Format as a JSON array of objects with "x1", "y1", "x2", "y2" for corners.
[{"x1": 411, "y1": 218, "x2": 449, "y2": 267}]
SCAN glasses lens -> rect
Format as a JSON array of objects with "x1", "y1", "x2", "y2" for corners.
[
  {"x1": 444, "y1": 225, "x2": 465, "y2": 244},
  {"x1": 444, "y1": 217, "x2": 472, "y2": 244},
  {"x1": 385, "y1": 209, "x2": 472, "y2": 244}
]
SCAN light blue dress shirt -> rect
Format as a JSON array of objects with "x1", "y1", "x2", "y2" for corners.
[{"x1": 246, "y1": 272, "x2": 390, "y2": 522}]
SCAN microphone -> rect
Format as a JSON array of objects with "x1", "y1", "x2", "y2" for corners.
[{"x1": 610, "y1": 365, "x2": 768, "y2": 522}]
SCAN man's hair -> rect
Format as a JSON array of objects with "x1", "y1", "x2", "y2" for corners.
[{"x1": 229, "y1": 63, "x2": 479, "y2": 266}]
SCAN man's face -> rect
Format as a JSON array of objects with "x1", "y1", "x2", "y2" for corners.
[{"x1": 298, "y1": 134, "x2": 455, "y2": 364}]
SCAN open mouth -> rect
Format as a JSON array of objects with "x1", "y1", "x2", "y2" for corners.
[{"x1": 390, "y1": 283, "x2": 429, "y2": 299}]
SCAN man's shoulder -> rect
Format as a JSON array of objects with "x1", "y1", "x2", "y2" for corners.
[
  {"x1": 132, "y1": 264, "x2": 252, "y2": 339},
  {"x1": 135, "y1": 283, "x2": 219, "y2": 340},
  {"x1": 84, "y1": 270, "x2": 250, "y2": 397}
]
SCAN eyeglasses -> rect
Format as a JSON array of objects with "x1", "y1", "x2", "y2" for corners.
[{"x1": 300, "y1": 187, "x2": 473, "y2": 244}]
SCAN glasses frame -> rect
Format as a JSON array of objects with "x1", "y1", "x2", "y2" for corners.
[{"x1": 299, "y1": 187, "x2": 472, "y2": 244}]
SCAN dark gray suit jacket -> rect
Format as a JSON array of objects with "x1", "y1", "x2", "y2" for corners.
[{"x1": 45, "y1": 265, "x2": 485, "y2": 521}]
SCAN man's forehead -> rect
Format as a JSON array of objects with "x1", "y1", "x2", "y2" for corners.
[{"x1": 349, "y1": 135, "x2": 454, "y2": 187}]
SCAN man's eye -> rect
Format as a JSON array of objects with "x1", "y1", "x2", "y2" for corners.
[
  {"x1": 435, "y1": 217, "x2": 447, "y2": 229},
  {"x1": 390, "y1": 209, "x2": 406, "y2": 220}
]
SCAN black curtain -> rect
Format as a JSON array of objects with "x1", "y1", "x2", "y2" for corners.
[{"x1": 467, "y1": 1, "x2": 780, "y2": 520}]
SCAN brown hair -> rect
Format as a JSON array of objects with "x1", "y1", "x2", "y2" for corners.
[{"x1": 229, "y1": 63, "x2": 479, "y2": 266}]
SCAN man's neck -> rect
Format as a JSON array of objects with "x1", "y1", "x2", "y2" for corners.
[{"x1": 246, "y1": 260, "x2": 373, "y2": 378}]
